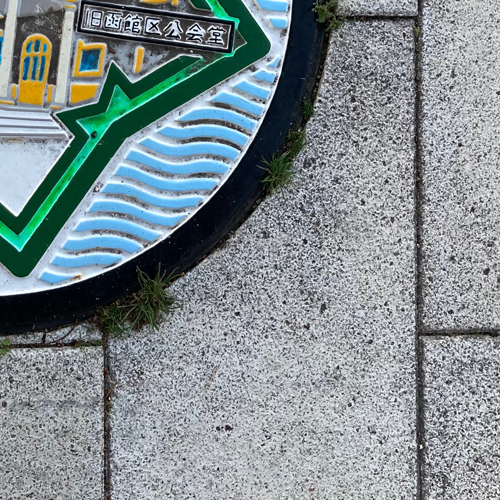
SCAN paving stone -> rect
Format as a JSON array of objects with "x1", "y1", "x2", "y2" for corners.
[
  {"x1": 109, "y1": 20, "x2": 417, "y2": 500},
  {"x1": 420, "y1": 0, "x2": 500, "y2": 329},
  {"x1": 422, "y1": 336, "x2": 500, "y2": 499},
  {"x1": 337, "y1": 0, "x2": 417, "y2": 17},
  {"x1": 0, "y1": 347, "x2": 104, "y2": 500}
]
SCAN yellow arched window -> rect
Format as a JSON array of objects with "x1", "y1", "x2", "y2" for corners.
[{"x1": 19, "y1": 34, "x2": 52, "y2": 106}]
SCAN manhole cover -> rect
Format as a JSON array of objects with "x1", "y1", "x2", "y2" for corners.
[{"x1": 0, "y1": 0, "x2": 321, "y2": 332}]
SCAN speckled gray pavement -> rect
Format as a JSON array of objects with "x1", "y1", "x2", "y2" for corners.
[
  {"x1": 422, "y1": 337, "x2": 500, "y2": 500},
  {"x1": 7, "y1": 1, "x2": 500, "y2": 499},
  {"x1": 338, "y1": 0, "x2": 417, "y2": 16},
  {"x1": 420, "y1": 0, "x2": 500, "y2": 330},
  {"x1": 109, "y1": 19, "x2": 417, "y2": 500},
  {"x1": 0, "y1": 348, "x2": 103, "y2": 500}
]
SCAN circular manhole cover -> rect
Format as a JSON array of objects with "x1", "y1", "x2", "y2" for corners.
[{"x1": 0, "y1": 0, "x2": 321, "y2": 332}]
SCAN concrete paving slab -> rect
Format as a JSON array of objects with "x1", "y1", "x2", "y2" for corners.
[
  {"x1": 338, "y1": 0, "x2": 417, "y2": 17},
  {"x1": 422, "y1": 336, "x2": 500, "y2": 499},
  {"x1": 109, "y1": 20, "x2": 417, "y2": 500},
  {"x1": 0, "y1": 347, "x2": 104, "y2": 500},
  {"x1": 420, "y1": 0, "x2": 500, "y2": 330}
]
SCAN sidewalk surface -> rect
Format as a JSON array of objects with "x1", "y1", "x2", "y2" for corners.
[{"x1": 2, "y1": 1, "x2": 500, "y2": 499}]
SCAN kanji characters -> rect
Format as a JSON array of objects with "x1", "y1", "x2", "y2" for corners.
[
  {"x1": 104, "y1": 11, "x2": 123, "y2": 30},
  {"x1": 207, "y1": 25, "x2": 227, "y2": 45},
  {"x1": 186, "y1": 23, "x2": 205, "y2": 43},
  {"x1": 88, "y1": 9, "x2": 103, "y2": 28},
  {"x1": 123, "y1": 14, "x2": 143, "y2": 34},
  {"x1": 80, "y1": 4, "x2": 232, "y2": 51},
  {"x1": 164, "y1": 20, "x2": 183, "y2": 40},
  {"x1": 145, "y1": 17, "x2": 162, "y2": 35}
]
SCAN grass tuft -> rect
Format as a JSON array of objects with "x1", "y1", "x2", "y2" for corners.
[
  {"x1": 286, "y1": 130, "x2": 306, "y2": 160},
  {"x1": 0, "y1": 338, "x2": 11, "y2": 356},
  {"x1": 99, "y1": 303, "x2": 128, "y2": 336},
  {"x1": 259, "y1": 152, "x2": 294, "y2": 194},
  {"x1": 302, "y1": 97, "x2": 315, "y2": 121},
  {"x1": 98, "y1": 266, "x2": 179, "y2": 335},
  {"x1": 313, "y1": 0, "x2": 343, "y2": 31}
]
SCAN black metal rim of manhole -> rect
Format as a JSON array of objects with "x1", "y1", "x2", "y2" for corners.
[{"x1": 0, "y1": 2, "x2": 323, "y2": 335}]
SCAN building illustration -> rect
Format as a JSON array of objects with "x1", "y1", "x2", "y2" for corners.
[
  {"x1": 0, "y1": 0, "x2": 197, "y2": 138},
  {"x1": 0, "y1": 0, "x2": 107, "y2": 136}
]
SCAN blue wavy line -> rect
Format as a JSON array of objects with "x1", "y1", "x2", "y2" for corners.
[
  {"x1": 115, "y1": 165, "x2": 219, "y2": 192},
  {"x1": 126, "y1": 149, "x2": 229, "y2": 174},
  {"x1": 140, "y1": 138, "x2": 239, "y2": 160},
  {"x1": 39, "y1": 270, "x2": 77, "y2": 284},
  {"x1": 76, "y1": 218, "x2": 161, "y2": 242},
  {"x1": 211, "y1": 92, "x2": 265, "y2": 116},
  {"x1": 234, "y1": 80, "x2": 271, "y2": 100},
  {"x1": 102, "y1": 183, "x2": 203, "y2": 209},
  {"x1": 89, "y1": 200, "x2": 187, "y2": 227},
  {"x1": 255, "y1": 0, "x2": 288, "y2": 11},
  {"x1": 178, "y1": 108, "x2": 257, "y2": 131},
  {"x1": 269, "y1": 17, "x2": 288, "y2": 29},
  {"x1": 158, "y1": 124, "x2": 248, "y2": 147},
  {"x1": 268, "y1": 57, "x2": 280, "y2": 68},
  {"x1": 52, "y1": 253, "x2": 122, "y2": 268},
  {"x1": 253, "y1": 69, "x2": 276, "y2": 83},
  {"x1": 64, "y1": 235, "x2": 143, "y2": 253}
]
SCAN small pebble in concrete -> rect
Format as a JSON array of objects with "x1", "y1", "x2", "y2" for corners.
[
  {"x1": 0, "y1": 347, "x2": 104, "y2": 500},
  {"x1": 421, "y1": 0, "x2": 500, "y2": 329},
  {"x1": 422, "y1": 336, "x2": 500, "y2": 499},
  {"x1": 109, "y1": 20, "x2": 417, "y2": 500}
]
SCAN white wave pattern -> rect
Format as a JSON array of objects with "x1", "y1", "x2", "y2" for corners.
[{"x1": 40, "y1": 54, "x2": 282, "y2": 285}]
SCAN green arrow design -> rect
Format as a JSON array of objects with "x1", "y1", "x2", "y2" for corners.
[{"x1": 0, "y1": 0, "x2": 271, "y2": 277}]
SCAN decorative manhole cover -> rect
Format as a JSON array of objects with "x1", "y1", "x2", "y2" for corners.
[{"x1": 0, "y1": 0, "x2": 320, "y2": 332}]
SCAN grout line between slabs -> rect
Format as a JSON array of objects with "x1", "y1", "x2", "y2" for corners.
[
  {"x1": 422, "y1": 329, "x2": 500, "y2": 338},
  {"x1": 6, "y1": 341, "x2": 102, "y2": 349},
  {"x1": 413, "y1": 0, "x2": 426, "y2": 497},
  {"x1": 342, "y1": 15, "x2": 418, "y2": 21},
  {"x1": 103, "y1": 331, "x2": 113, "y2": 500}
]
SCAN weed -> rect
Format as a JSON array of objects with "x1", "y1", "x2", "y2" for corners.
[
  {"x1": 260, "y1": 152, "x2": 294, "y2": 194},
  {"x1": 99, "y1": 303, "x2": 127, "y2": 336},
  {"x1": 286, "y1": 130, "x2": 306, "y2": 160},
  {"x1": 302, "y1": 97, "x2": 315, "y2": 121},
  {"x1": 0, "y1": 338, "x2": 11, "y2": 356},
  {"x1": 97, "y1": 266, "x2": 179, "y2": 335},
  {"x1": 313, "y1": 0, "x2": 343, "y2": 32}
]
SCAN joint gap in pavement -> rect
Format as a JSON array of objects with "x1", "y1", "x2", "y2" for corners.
[
  {"x1": 421, "y1": 329, "x2": 500, "y2": 338},
  {"x1": 4, "y1": 341, "x2": 103, "y2": 350},
  {"x1": 416, "y1": 335, "x2": 426, "y2": 500},
  {"x1": 342, "y1": 15, "x2": 418, "y2": 21},
  {"x1": 103, "y1": 331, "x2": 114, "y2": 500},
  {"x1": 414, "y1": 0, "x2": 425, "y2": 496}
]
